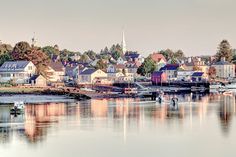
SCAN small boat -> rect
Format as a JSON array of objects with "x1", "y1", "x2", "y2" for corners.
[
  {"x1": 10, "y1": 101, "x2": 25, "y2": 114},
  {"x1": 223, "y1": 91, "x2": 233, "y2": 96}
]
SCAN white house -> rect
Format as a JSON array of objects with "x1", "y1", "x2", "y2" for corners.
[
  {"x1": 0, "y1": 61, "x2": 36, "y2": 84},
  {"x1": 211, "y1": 57, "x2": 235, "y2": 79},
  {"x1": 47, "y1": 61, "x2": 65, "y2": 82},
  {"x1": 78, "y1": 68, "x2": 107, "y2": 84},
  {"x1": 177, "y1": 71, "x2": 194, "y2": 81},
  {"x1": 117, "y1": 56, "x2": 127, "y2": 65},
  {"x1": 107, "y1": 64, "x2": 116, "y2": 73}
]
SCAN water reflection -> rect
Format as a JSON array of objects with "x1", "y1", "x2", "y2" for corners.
[{"x1": 0, "y1": 93, "x2": 235, "y2": 145}]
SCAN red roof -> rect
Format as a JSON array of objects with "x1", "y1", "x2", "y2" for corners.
[{"x1": 150, "y1": 53, "x2": 167, "y2": 63}]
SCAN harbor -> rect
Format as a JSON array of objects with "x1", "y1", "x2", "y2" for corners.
[{"x1": 0, "y1": 93, "x2": 235, "y2": 157}]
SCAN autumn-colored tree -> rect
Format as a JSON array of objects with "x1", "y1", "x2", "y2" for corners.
[
  {"x1": 215, "y1": 40, "x2": 233, "y2": 62},
  {"x1": 208, "y1": 67, "x2": 216, "y2": 79},
  {"x1": 11, "y1": 41, "x2": 50, "y2": 76}
]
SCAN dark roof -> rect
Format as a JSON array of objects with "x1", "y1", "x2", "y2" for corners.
[
  {"x1": 79, "y1": 68, "x2": 97, "y2": 75},
  {"x1": 152, "y1": 71, "x2": 164, "y2": 76},
  {"x1": 125, "y1": 53, "x2": 140, "y2": 59},
  {"x1": 29, "y1": 75, "x2": 39, "y2": 81},
  {"x1": 160, "y1": 64, "x2": 179, "y2": 71},
  {"x1": 192, "y1": 72, "x2": 204, "y2": 77},
  {"x1": 212, "y1": 61, "x2": 232, "y2": 65},
  {"x1": 49, "y1": 61, "x2": 65, "y2": 71},
  {"x1": 0, "y1": 61, "x2": 32, "y2": 72}
]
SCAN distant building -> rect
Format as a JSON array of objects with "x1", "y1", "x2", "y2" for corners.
[
  {"x1": 117, "y1": 56, "x2": 127, "y2": 65},
  {"x1": 29, "y1": 75, "x2": 47, "y2": 87},
  {"x1": 47, "y1": 61, "x2": 65, "y2": 82},
  {"x1": 151, "y1": 71, "x2": 167, "y2": 84},
  {"x1": 160, "y1": 64, "x2": 181, "y2": 81},
  {"x1": 211, "y1": 57, "x2": 235, "y2": 79},
  {"x1": 0, "y1": 61, "x2": 36, "y2": 84},
  {"x1": 78, "y1": 68, "x2": 107, "y2": 84},
  {"x1": 125, "y1": 53, "x2": 144, "y2": 65},
  {"x1": 107, "y1": 64, "x2": 116, "y2": 73}
]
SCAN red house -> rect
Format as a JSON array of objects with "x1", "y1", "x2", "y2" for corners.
[{"x1": 151, "y1": 71, "x2": 167, "y2": 84}]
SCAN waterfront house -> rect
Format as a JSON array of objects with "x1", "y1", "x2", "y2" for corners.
[
  {"x1": 47, "y1": 61, "x2": 65, "y2": 82},
  {"x1": 29, "y1": 75, "x2": 47, "y2": 87},
  {"x1": 211, "y1": 57, "x2": 235, "y2": 79},
  {"x1": 0, "y1": 61, "x2": 36, "y2": 84},
  {"x1": 160, "y1": 64, "x2": 180, "y2": 81},
  {"x1": 177, "y1": 70, "x2": 195, "y2": 81},
  {"x1": 184, "y1": 57, "x2": 209, "y2": 78},
  {"x1": 191, "y1": 72, "x2": 204, "y2": 82},
  {"x1": 151, "y1": 71, "x2": 167, "y2": 84},
  {"x1": 78, "y1": 68, "x2": 107, "y2": 84}
]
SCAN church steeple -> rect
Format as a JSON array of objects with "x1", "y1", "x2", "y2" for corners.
[
  {"x1": 121, "y1": 30, "x2": 127, "y2": 54},
  {"x1": 31, "y1": 32, "x2": 37, "y2": 47}
]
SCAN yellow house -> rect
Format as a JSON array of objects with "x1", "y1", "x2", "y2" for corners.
[{"x1": 78, "y1": 68, "x2": 107, "y2": 84}]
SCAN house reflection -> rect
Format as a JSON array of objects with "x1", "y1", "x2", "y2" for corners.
[
  {"x1": 0, "y1": 94, "x2": 235, "y2": 144},
  {"x1": 218, "y1": 95, "x2": 235, "y2": 136},
  {"x1": 23, "y1": 103, "x2": 66, "y2": 143}
]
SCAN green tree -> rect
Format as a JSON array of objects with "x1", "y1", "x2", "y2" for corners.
[
  {"x1": 0, "y1": 53, "x2": 13, "y2": 65},
  {"x1": 0, "y1": 44, "x2": 13, "y2": 55},
  {"x1": 84, "y1": 50, "x2": 97, "y2": 60},
  {"x1": 216, "y1": 40, "x2": 232, "y2": 62},
  {"x1": 174, "y1": 50, "x2": 185, "y2": 60},
  {"x1": 95, "y1": 59, "x2": 107, "y2": 70},
  {"x1": 42, "y1": 46, "x2": 60, "y2": 57},
  {"x1": 110, "y1": 44, "x2": 123, "y2": 60},
  {"x1": 79, "y1": 54, "x2": 90, "y2": 63},
  {"x1": 137, "y1": 57, "x2": 156, "y2": 76}
]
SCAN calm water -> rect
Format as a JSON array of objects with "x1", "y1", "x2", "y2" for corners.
[{"x1": 0, "y1": 94, "x2": 235, "y2": 157}]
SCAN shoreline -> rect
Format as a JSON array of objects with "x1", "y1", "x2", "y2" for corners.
[{"x1": 0, "y1": 87, "x2": 91, "y2": 101}]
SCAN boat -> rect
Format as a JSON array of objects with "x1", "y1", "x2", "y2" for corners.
[
  {"x1": 223, "y1": 91, "x2": 233, "y2": 96},
  {"x1": 10, "y1": 101, "x2": 25, "y2": 114}
]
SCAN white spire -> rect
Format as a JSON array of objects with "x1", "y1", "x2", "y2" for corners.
[{"x1": 121, "y1": 30, "x2": 127, "y2": 53}]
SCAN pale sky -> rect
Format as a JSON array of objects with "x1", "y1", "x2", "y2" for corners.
[{"x1": 0, "y1": 0, "x2": 236, "y2": 56}]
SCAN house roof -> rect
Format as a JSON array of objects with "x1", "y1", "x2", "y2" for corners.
[
  {"x1": 152, "y1": 71, "x2": 164, "y2": 76},
  {"x1": 116, "y1": 64, "x2": 126, "y2": 69},
  {"x1": 160, "y1": 64, "x2": 179, "y2": 71},
  {"x1": 49, "y1": 61, "x2": 65, "y2": 72},
  {"x1": 80, "y1": 68, "x2": 97, "y2": 75},
  {"x1": 192, "y1": 72, "x2": 204, "y2": 77},
  {"x1": 29, "y1": 75, "x2": 40, "y2": 81},
  {"x1": 0, "y1": 61, "x2": 32, "y2": 72},
  {"x1": 151, "y1": 53, "x2": 167, "y2": 63},
  {"x1": 125, "y1": 53, "x2": 140, "y2": 59},
  {"x1": 212, "y1": 61, "x2": 232, "y2": 65}
]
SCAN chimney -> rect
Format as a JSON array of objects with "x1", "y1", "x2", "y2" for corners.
[{"x1": 221, "y1": 57, "x2": 226, "y2": 62}]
